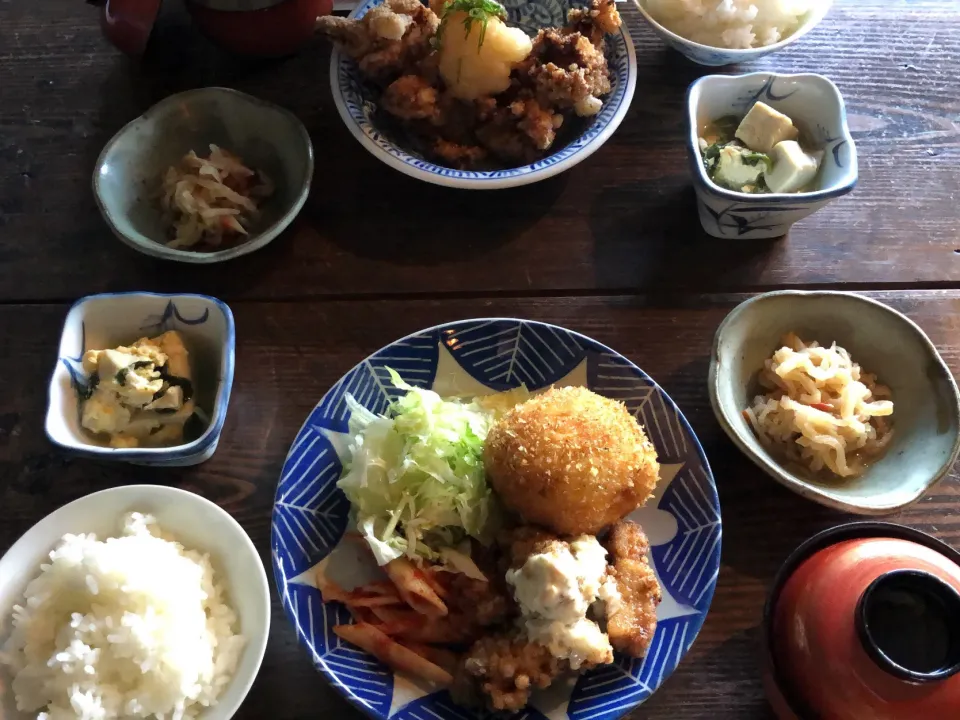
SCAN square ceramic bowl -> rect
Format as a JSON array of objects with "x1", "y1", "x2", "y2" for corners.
[
  {"x1": 45, "y1": 292, "x2": 235, "y2": 466},
  {"x1": 686, "y1": 72, "x2": 857, "y2": 239},
  {"x1": 94, "y1": 87, "x2": 313, "y2": 263},
  {"x1": 633, "y1": 0, "x2": 832, "y2": 66},
  {"x1": 708, "y1": 291, "x2": 960, "y2": 514}
]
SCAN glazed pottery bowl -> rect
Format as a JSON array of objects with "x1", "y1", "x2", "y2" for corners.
[
  {"x1": 709, "y1": 290, "x2": 960, "y2": 514},
  {"x1": 0, "y1": 484, "x2": 270, "y2": 720},
  {"x1": 45, "y1": 292, "x2": 235, "y2": 466},
  {"x1": 763, "y1": 522, "x2": 960, "y2": 720},
  {"x1": 94, "y1": 87, "x2": 313, "y2": 263},
  {"x1": 330, "y1": 0, "x2": 637, "y2": 189},
  {"x1": 632, "y1": 0, "x2": 831, "y2": 66},
  {"x1": 686, "y1": 72, "x2": 857, "y2": 239}
]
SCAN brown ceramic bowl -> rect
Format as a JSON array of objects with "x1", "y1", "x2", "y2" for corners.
[
  {"x1": 186, "y1": 0, "x2": 334, "y2": 56},
  {"x1": 763, "y1": 522, "x2": 960, "y2": 720}
]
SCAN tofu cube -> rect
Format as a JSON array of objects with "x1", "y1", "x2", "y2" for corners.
[
  {"x1": 735, "y1": 102, "x2": 799, "y2": 153},
  {"x1": 765, "y1": 141, "x2": 822, "y2": 193}
]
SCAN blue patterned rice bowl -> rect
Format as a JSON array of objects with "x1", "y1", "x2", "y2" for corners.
[{"x1": 330, "y1": 0, "x2": 637, "y2": 189}]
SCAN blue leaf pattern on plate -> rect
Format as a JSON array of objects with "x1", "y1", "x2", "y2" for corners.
[{"x1": 273, "y1": 319, "x2": 721, "y2": 720}]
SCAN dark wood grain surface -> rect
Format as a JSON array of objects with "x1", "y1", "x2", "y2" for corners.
[
  {"x1": 3, "y1": 292, "x2": 960, "y2": 719},
  {"x1": 1, "y1": 0, "x2": 960, "y2": 301},
  {"x1": 3, "y1": 0, "x2": 960, "y2": 718}
]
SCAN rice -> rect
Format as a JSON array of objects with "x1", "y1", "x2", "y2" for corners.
[
  {"x1": 644, "y1": 0, "x2": 818, "y2": 49},
  {"x1": 744, "y1": 333, "x2": 894, "y2": 478},
  {"x1": 0, "y1": 513, "x2": 244, "y2": 720}
]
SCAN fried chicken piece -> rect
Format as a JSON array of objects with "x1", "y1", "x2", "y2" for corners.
[
  {"x1": 519, "y1": 29, "x2": 611, "y2": 117},
  {"x1": 442, "y1": 561, "x2": 513, "y2": 627},
  {"x1": 472, "y1": 95, "x2": 563, "y2": 162},
  {"x1": 452, "y1": 633, "x2": 565, "y2": 712},
  {"x1": 604, "y1": 521, "x2": 662, "y2": 658},
  {"x1": 567, "y1": 0, "x2": 622, "y2": 46},
  {"x1": 433, "y1": 139, "x2": 488, "y2": 168},
  {"x1": 382, "y1": 74, "x2": 442, "y2": 120},
  {"x1": 316, "y1": 0, "x2": 439, "y2": 84},
  {"x1": 485, "y1": 387, "x2": 661, "y2": 536},
  {"x1": 501, "y1": 525, "x2": 560, "y2": 569}
]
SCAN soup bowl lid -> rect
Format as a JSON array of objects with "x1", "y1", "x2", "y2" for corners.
[{"x1": 764, "y1": 522, "x2": 960, "y2": 720}]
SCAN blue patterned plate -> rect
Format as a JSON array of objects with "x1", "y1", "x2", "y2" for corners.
[
  {"x1": 329, "y1": 0, "x2": 637, "y2": 189},
  {"x1": 272, "y1": 319, "x2": 721, "y2": 720}
]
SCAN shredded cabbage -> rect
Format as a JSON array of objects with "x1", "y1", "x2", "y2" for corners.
[{"x1": 337, "y1": 368, "x2": 522, "y2": 567}]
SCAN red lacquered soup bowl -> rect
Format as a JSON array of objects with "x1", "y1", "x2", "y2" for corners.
[
  {"x1": 186, "y1": 0, "x2": 334, "y2": 57},
  {"x1": 763, "y1": 522, "x2": 960, "y2": 720}
]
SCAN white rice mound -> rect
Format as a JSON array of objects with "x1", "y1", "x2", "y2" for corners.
[
  {"x1": 644, "y1": 0, "x2": 818, "y2": 49},
  {"x1": 0, "y1": 513, "x2": 245, "y2": 720}
]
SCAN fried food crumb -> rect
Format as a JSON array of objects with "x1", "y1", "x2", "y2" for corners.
[
  {"x1": 453, "y1": 633, "x2": 564, "y2": 711},
  {"x1": 484, "y1": 387, "x2": 661, "y2": 535}
]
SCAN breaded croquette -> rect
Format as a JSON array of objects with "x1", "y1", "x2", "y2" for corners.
[
  {"x1": 604, "y1": 520, "x2": 661, "y2": 657},
  {"x1": 483, "y1": 387, "x2": 661, "y2": 535}
]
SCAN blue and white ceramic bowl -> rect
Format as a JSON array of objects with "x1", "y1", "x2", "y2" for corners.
[
  {"x1": 633, "y1": 0, "x2": 832, "y2": 66},
  {"x1": 272, "y1": 318, "x2": 721, "y2": 719},
  {"x1": 686, "y1": 72, "x2": 857, "y2": 240},
  {"x1": 331, "y1": 0, "x2": 637, "y2": 189},
  {"x1": 45, "y1": 293, "x2": 236, "y2": 467}
]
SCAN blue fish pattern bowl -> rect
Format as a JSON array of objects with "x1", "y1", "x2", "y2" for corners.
[
  {"x1": 272, "y1": 318, "x2": 722, "y2": 720},
  {"x1": 686, "y1": 72, "x2": 858, "y2": 240},
  {"x1": 45, "y1": 292, "x2": 236, "y2": 466},
  {"x1": 330, "y1": 0, "x2": 637, "y2": 189}
]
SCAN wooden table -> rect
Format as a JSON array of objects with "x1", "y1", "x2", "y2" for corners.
[{"x1": 1, "y1": 1, "x2": 959, "y2": 717}]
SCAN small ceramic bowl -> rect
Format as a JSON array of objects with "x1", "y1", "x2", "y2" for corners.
[
  {"x1": 686, "y1": 72, "x2": 857, "y2": 239},
  {"x1": 94, "y1": 87, "x2": 313, "y2": 263},
  {"x1": 331, "y1": 0, "x2": 637, "y2": 189},
  {"x1": 0, "y1": 484, "x2": 270, "y2": 720},
  {"x1": 709, "y1": 290, "x2": 960, "y2": 514},
  {"x1": 632, "y1": 0, "x2": 832, "y2": 66},
  {"x1": 763, "y1": 522, "x2": 960, "y2": 720},
  {"x1": 45, "y1": 292, "x2": 236, "y2": 466}
]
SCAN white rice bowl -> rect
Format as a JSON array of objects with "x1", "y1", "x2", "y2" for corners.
[
  {"x1": 644, "y1": 0, "x2": 819, "y2": 49},
  {"x1": 0, "y1": 512, "x2": 245, "y2": 720}
]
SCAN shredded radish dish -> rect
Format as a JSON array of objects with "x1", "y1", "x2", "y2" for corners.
[
  {"x1": 744, "y1": 332, "x2": 894, "y2": 478},
  {"x1": 160, "y1": 145, "x2": 273, "y2": 251}
]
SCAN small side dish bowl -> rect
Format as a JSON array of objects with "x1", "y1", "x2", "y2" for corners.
[
  {"x1": 708, "y1": 291, "x2": 960, "y2": 514},
  {"x1": 331, "y1": 0, "x2": 637, "y2": 189},
  {"x1": 94, "y1": 87, "x2": 313, "y2": 263},
  {"x1": 686, "y1": 72, "x2": 857, "y2": 239},
  {"x1": 633, "y1": 0, "x2": 832, "y2": 66},
  {"x1": 0, "y1": 484, "x2": 270, "y2": 720},
  {"x1": 45, "y1": 292, "x2": 236, "y2": 466}
]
